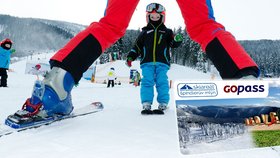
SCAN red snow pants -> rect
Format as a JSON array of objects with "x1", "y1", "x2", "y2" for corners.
[
  {"x1": 50, "y1": 0, "x2": 140, "y2": 83},
  {"x1": 176, "y1": 0, "x2": 259, "y2": 78}
]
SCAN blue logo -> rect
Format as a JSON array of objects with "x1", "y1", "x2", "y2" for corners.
[
  {"x1": 178, "y1": 83, "x2": 218, "y2": 97},
  {"x1": 180, "y1": 84, "x2": 193, "y2": 90}
]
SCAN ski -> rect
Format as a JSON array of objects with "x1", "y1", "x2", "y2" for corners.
[
  {"x1": 141, "y1": 109, "x2": 154, "y2": 115},
  {"x1": 141, "y1": 109, "x2": 165, "y2": 115},
  {"x1": 0, "y1": 102, "x2": 104, "y2": 137},
  {"x1": 152, "y1": 109, "x2": 164, "y2": 115}
]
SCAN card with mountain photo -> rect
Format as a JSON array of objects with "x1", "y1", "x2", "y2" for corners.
[{"x1": 174, "y1": 80, "x2": 280, "y2": 155}]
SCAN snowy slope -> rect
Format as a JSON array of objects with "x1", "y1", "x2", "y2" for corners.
[
  {"x1": 93, "y1": 59, "x2": 213, "y2": 83},
  {"x1": 0, "y1": 53, "x2": 279, "y2": 158}
]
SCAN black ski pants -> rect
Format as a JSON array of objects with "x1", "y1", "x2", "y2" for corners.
[{"x1": 0, "y1": 68, "x2": 8, "y2": 87}]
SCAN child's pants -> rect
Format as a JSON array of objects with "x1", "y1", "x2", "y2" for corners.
[
  {"x1": 140, "y1": 63, "x2": 170, "y2": 105},
  {"x1": 0, "y1": 68, "x2": 8, "y2": 87},
  {"x1": 107, "y1": 80, "x2": 115, "y2": 88}
]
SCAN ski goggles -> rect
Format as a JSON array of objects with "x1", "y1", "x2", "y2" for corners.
[
  {"x1": 4, "y1": 43, "x2": 11, "y2": 48},
  {"x1": 146, "y1": 3, "x2": 165, "y2": 13}
]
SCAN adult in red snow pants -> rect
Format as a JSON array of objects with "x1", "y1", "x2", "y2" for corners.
[{"x1": 50, "y1": 0, "x2": 259, "y2": 84}]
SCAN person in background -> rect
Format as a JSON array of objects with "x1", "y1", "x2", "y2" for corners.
[
  {"x1": 126, "y1": 3, "x2": 183, "y2": 114},
  {"x1": 134, "y1": 71, "x2": 141, "y2": 87},
  {"x1": 131, "y1": 70, "x2": 141, "y2": 87},
  {"x1": 0, "y1": 38, "x2": 15, "y2": 87},
  {"x1": 107, "y1": 67, "x2": 116, "y2": 88}
]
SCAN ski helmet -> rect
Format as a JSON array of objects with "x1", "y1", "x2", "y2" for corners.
[
  {"x1": 0, "y1": 38, "x2": 13, "y2": 50},
  {"x1": 1, "y1": 38, "x2": 13, "y2": 45},
  {"x1": 146, "y1": 3, "x2": 166, "y2": 23},
  {"x1": 35, "y1": 64, "x2": 41, "y2": 70}
]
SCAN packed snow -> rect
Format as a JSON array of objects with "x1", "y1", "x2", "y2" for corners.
[{"x1": 0, "y1": 53, "x2": 279, "y2": 158}]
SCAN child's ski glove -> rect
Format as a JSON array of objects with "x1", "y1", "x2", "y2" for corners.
[
  {"x1": 11, "y1": 49, "x2": 16, "y2": 53},
  {"x1": 174, "y1": 34, "x2": 183, "y2": 42},
  {"x1": 126, "y1": 57, "x2": 133, "y2": 67}
]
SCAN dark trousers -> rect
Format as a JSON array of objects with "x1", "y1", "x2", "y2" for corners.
[
  {"x1": 0, "y1": 68, "x2": 8, "y2": 87},
  {"x1": 107, "y1": 80, "x2": 114, "y2": 88}
]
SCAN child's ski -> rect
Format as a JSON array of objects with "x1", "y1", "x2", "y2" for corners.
[
  {"x1": 0, "y1": 102, "x2": 104, "y2": 137},
  {"x1": 141, "y1": 109, "x2": 165, "y2": 115}
]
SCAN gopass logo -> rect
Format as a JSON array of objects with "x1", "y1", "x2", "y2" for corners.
[
  {"x1": 220, "y1": 82, "x2": 268, "y2": 98},
  {"x1": 223, "y1": 84, "x2": 265, "y2": 95},
  {"x1": 178, "y1": 83, "x2": 218, "y2": 97}
]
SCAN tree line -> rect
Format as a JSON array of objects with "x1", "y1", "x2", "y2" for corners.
[{"x1": 103, "y1": 28, "x2": 280, "y2": 77}]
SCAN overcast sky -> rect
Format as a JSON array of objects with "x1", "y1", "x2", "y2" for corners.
[{"x1": 1, "y1": 0, "x2": 280, "y2": 40}]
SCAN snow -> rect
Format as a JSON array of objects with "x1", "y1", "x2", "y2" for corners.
[
  {"x1": 0, "y1": 53, "x2": 279, "y2": 158},
  {"x1": 183, "y1": 132, "x2": 254, "y2": 155}
]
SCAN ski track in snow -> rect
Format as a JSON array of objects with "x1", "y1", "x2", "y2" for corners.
[{"x1": 0, "y1": 53, "x2": 279, "y2": 158}]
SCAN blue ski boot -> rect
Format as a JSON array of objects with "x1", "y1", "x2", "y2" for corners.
[{"x1": 6, "y1": 67, "x2": 75, "y2": 128}]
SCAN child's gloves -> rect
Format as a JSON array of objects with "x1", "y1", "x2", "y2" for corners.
[
  {"x1": 11, "y1": 49, "x2": 16, "y2": 53},
  {"x1": 174, "y1": 34, "x2": 183, "y2": 42},
  {"x1": 126, "y1": 57, "x2": 133, "y2": 67},
  {"x1": 126, "y1": 60, "x2": 132, "y2": 67}
]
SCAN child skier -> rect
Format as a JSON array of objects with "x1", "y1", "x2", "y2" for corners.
[
  {"x1": 107, "y1": 67, "x2": 116, "y2": 88},
  {"x1": 132, "y1": 70, "x2": 141, "y2": 87},
  {"x1": 126, "y1": 3, "x2": 182, "y2": 114},
  {"x1": 28, "y1": 64, "x2": 48, "y2": 80},
  {"x1": 6, "y1": 0, "x2": 259, "y2": 126},
  {"x1": 0, "y1": 38, "x2": 15, "y2": 87}
]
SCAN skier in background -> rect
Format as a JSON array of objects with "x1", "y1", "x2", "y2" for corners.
[
  {"x1": 107, "y1": 67, "x2": 116, "y2": 88},
  {"x1": 130, "y1": 70, "x2": 141, "y2": 87},
  {"x1": 0, "y1": 38, "x2": 15, "y2": 87},
  {"x1": 134, "y1": 71, "x2": 141, "y2": 87},
  {"x1": 28, "y1": 64, "x2": 48, "y2": 80},
  {"x1": 126, "y1": 3, "x2": 182, "y2": 114},
  {"x1": 6, "y1": 0, "x2": 259, "y2": 123}
]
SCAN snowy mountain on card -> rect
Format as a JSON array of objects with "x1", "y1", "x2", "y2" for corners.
[
  {"x1": 177, "y1": 105, "x2": 279, "y2": 124},
  {"x1": 177, "y1": 104, "x2": 280, "y2": 123}
]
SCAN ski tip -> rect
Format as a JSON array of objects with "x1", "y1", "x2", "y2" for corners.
[
  {"x1": 91, "y1": 102, "x2": 104, "y2": 110},
  {"x1": 141, "y1": 109, "x2": 154, "y2": 115},
  {"x1": 5, "y1": 119, "x2": 21, "y2": 129},
  {"x1": 152, "y1": 109, "x2": 165, "y2": 115}
]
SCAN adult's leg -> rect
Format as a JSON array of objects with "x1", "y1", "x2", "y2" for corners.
[
  {"x1": 176, "y1": 0, "x2": 259, "y2": 78},
  {"x1": 51, "y1": 0, "x2": 140, "y2": 83},
  {"x1": 6, "y1": 0, "x2": 140, "y2": 119}
]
